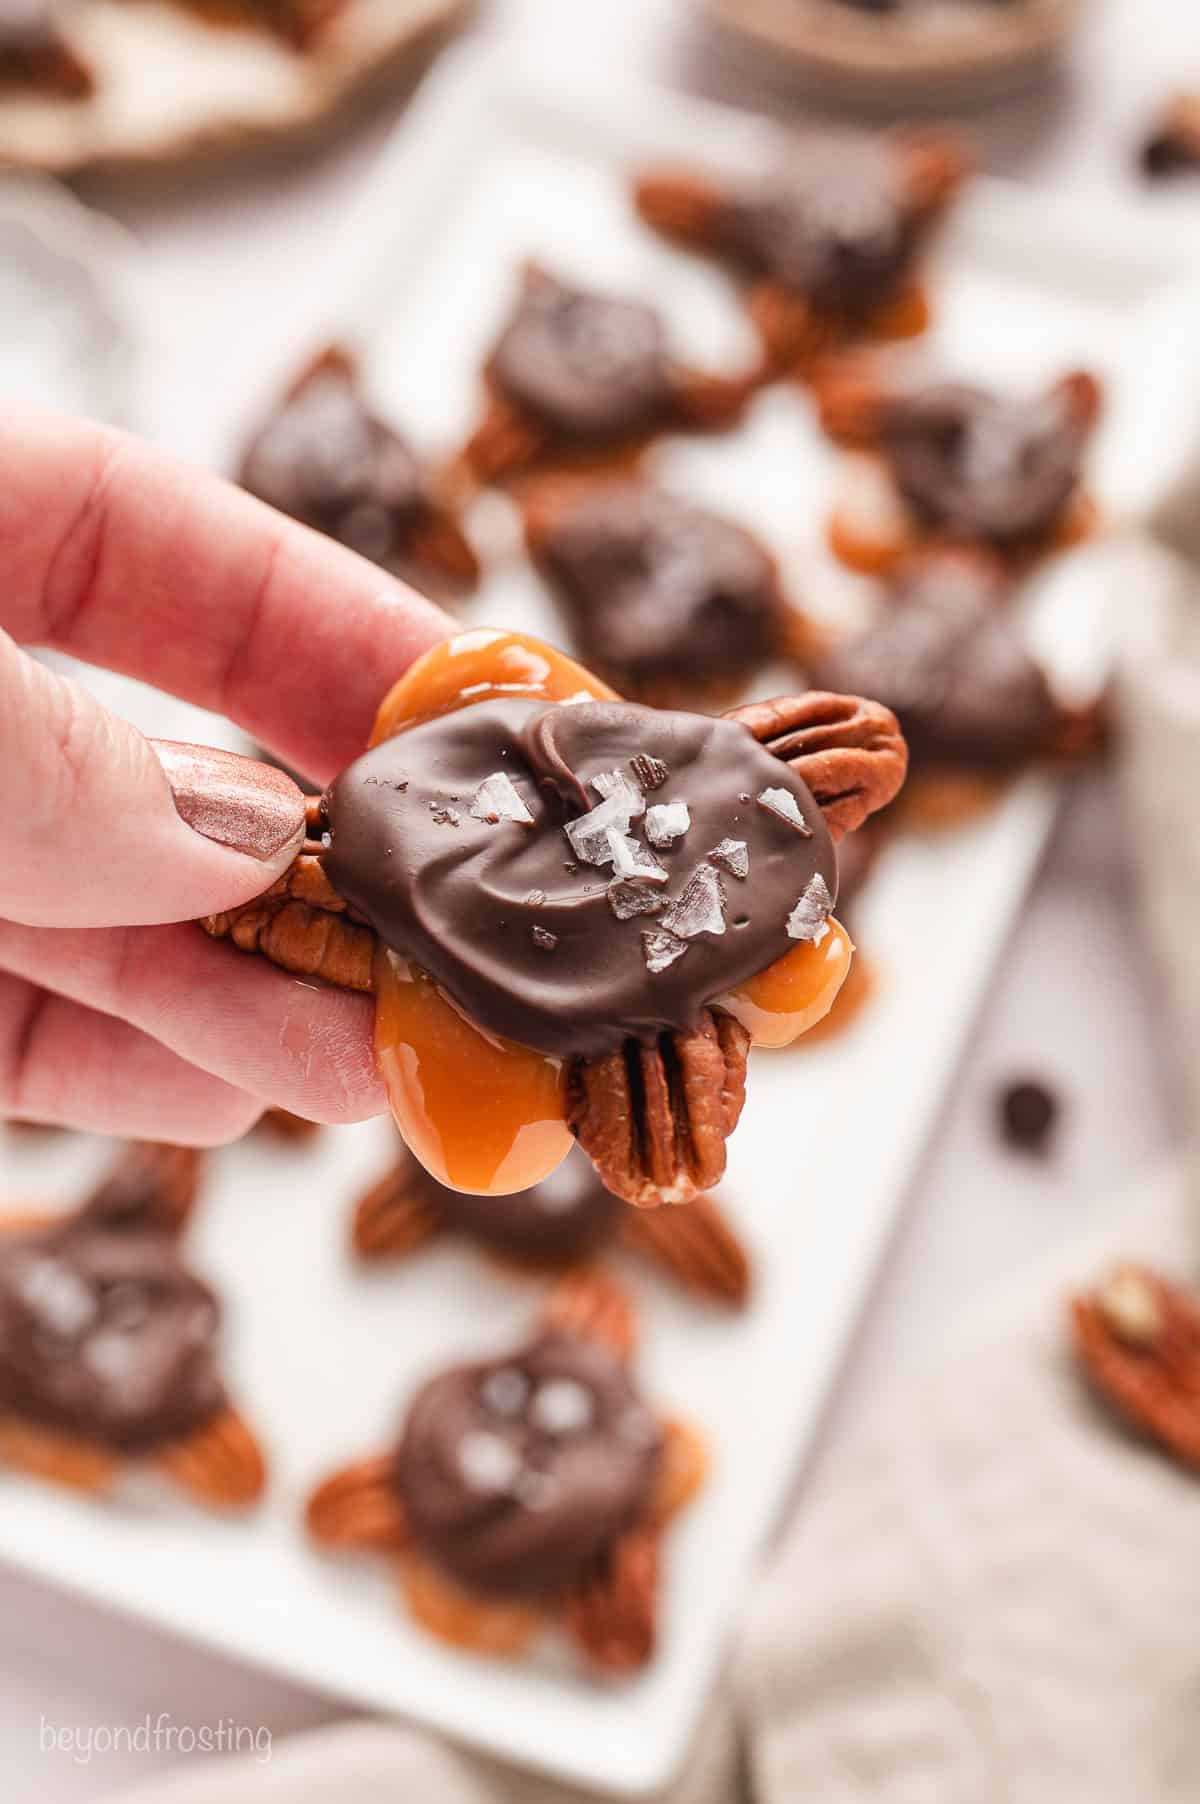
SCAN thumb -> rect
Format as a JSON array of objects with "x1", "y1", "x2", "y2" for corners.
[{"x1": 2, "y1": 631, "x2": 306, "y2": 929}]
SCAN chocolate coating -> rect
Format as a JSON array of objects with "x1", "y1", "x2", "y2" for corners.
[
  {"x1": 811, "y1": 555, "x2": 1059, "y2": 771},
  {"x1": 404, "y1": 1149, "x2": 621, "y2": 1265},
  {"x1": 394, "y1": 1332, "x2": 662, "y2": 1599},
  {"x1": 883, "y1": 382, "x2": 1088, "y2": 545},
  {"x1": 720, "y1": 134, "x2": 918, "y2": 317},
  {"x1": 240, "y1": 351, "x2": 427, "y2": 569},
  {"x1": 0, "y1": 1218, "x2": 226, "y2": 1454},
  {"x1": 324, "y1": 695, "x2": 837, "y2": 1059},
  {"x1": 489, "y1": 268, "x2": 674, "y2": 441},
  {"x1": 531, "y1": 483, "x2": 783, "y2": 697}
]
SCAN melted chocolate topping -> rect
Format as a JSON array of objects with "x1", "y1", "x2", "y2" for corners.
[
  {"x1": 393, "y1": 1332, "x2": 661, "y2": 1599},
  {"x1": 720, "y1": 134, "x2": 918, "y2": 316},
  {"x1": 811, "y1": 555, "x2": 1060, "y2": 771},
  {"x1": 324, "y1": 695, "x2": 837, "y2": 1059},
  {"x1": 402, "y1": 1149, "x2": 621, "y2": 1264},
  {"x1": 240, "y1": 352, "x2": 426, "y2": 567},
  {"x1": 532, "y1": 483, "x2": 782, "y2": 695},
  {"x1": 882, "y1": 382, "x2": 1088, "y2": 545},
  {"x1": 489, "y1": 268, "x2": 674, "y2": 441},
  {"x1": 0, "y1": 1217, "x2": 226, "y2": 1453}
]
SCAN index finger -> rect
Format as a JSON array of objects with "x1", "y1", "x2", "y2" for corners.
[{"x1": 0, "y1": 408, "x2": 455, "y2": 783}]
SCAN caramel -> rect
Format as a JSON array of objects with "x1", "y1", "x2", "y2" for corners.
[{"x1": 721, "y1": 919, "x2": 854, "y2": 1050}]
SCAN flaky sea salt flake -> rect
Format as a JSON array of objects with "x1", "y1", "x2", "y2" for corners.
[
  {"x1": 709, "y1": 837, "x2": 749, "y2": 879},
  {"x1": 662, "y1": 863, "x2": 727, "y2": 939},
  {"x1": 642, "y1": 927, "x2": 690, "y2": 974},
  {"x1": 564, "y1": 789, "x2": 638, "y2": 865},
  {"x1": 786, "y1": 873, "x2": 832, "y2": 942},
  {"x1": 471, "y1": 772, "x2": 534, "y2": 825},
  {"x1": 645, "y1": 801, "x2": 690, "y2": 847},
  {"x1": 607, "y1": 830, "x2": 668, "y2": 885},
  {"x1": 608, "y1": 880, "x2": 665, "y2": 921},
  {"x1": 757, "y1": 786, "x2": 813, "y2": 836},
  {"x1": 590, "y1": 770, "x2": 645, "y2": 818}
]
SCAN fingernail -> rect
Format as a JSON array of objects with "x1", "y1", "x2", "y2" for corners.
[{"x1": 151, "y1": 741, "x2": 306, "y2": 863}]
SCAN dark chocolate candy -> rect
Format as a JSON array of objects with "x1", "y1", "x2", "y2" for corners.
[
  {"x1": 0, "y1": 1217, "x2": 225, "y2": 1454},
  {"x1": 1142, "y1": 100, "x2": 1200, "y2": 179},
  {"x1": 240, "y1": 351, "x2": 427, "y2": 568},
  {"x1": 719, "y1": 132, "x2": 919, "y2": 317},
  {"x1": 998, "y1": 1077, "x2": 1060, "y2": 1156},
  {"x1": 394, "y1": 1332, "x2": 661, "y2": 1599},
  {"x1": 489, "y1": 267, "x2": 674, "y2": 441},
  {"x1": 531, "y1": 483, "x2": 783, "y2": 697},
  {"x1": 324, "y1": 695, "x2": 837, "y2": 1059},
  {"x1": 811, "y1": 554, "x2": 1059, "y2": 772},
  {"x1": 403, "y1": 1149, "x2": 621, "y2": 1265},
  {"x1": 882, "y1": 382, "x2": 1088, "y2": 546}
]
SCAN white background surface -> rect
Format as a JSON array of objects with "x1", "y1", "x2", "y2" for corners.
[{"x1": 0, "y1": 0, "x2": 1190, "y2": 1796}]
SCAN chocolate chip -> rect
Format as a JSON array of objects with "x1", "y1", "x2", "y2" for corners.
[{"x1": 997, "y1": 1078, "x2": 1060, "y2": 1156}]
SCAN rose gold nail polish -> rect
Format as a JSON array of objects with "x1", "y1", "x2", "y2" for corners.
[{"x1": 151, "y1": 741, "x2": 306, "y2": 863}]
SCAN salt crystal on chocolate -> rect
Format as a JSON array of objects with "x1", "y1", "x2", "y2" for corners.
[
  {"x1": 642, "y1": 927, "x2": 689, "y2": 973},
  {"x1": 608, "y1": 880, "x2": 665, "y2": 921},
  {"x1": 709, "y1": 837, "x2": 749, "y2": 879},
  {"x1": 590, "y1": 769, "x2": 645, "y2": 819},
  {"x1": 531, "y1": 926, "x2": 558, "y2": 951},
  {"x1": 757, "y1": 786, "x2": 813, "y2": 836},
  {"x1": 530, "y1": 1378, "x2": 594, "y2": 1435},
  {"x1": 481, "y1": 1368, "x2": 528, "y2": 1416},
  {"x1": 786, "y1": 873, "x2": 832, "y2": 942},
  {"x1": 607, "y1": 830, "x2": 668, "y2": 884},
  {"x1": 458, "y1": 1430, "x2": 521, "y2": 1493},
  {"x1": 662, "y1": 863, "x2": 727, "y2": 939},
  {"x1": 471, "y1": 772, "x2": 534, "y2": 825},
  {"x1": 645, "y1": 801, "x2": 690, "y2": 847},
  {"x1": 564, "y1": 789, "x2": 638, "y2": 865}
]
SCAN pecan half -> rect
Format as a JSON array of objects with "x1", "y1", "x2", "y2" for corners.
[
  {"x1": 725, "y1": 692, "x2": 908, "y2": 840},
  {"x1": 156, "y1": 1407, "x2": 267, "y2": 1509},
  {"x1": 307, "y1": 1454, "x2": 413, "y2": 1550},
  {"x1": 352, "y1": 1166, "x2": 445, "y2": 1260},
  {"x1": 563, "y1": 1527, "x2": 660, "y2": 1674},
  {"x1": 618, "y1": 1189, "x2": 751, "y2": 1305},
  {"x1": 204, "y1": 853, "x2": 376, "y2": 995},
  {"x1": 402, "y1": 1554, "x2": 544, "y2": 1656},
  {"x1": 645, "y1": 1416, "x2": 709, "y2": 1526},
  {"x1": 256, "y1": 1108, "x2": 321, "y2": 1143},
  {"x1": 631, "y1": 168, "x2": 725, "y2": 249},
  {"x1": 0, "y1": 1417, "x2": 118, "y2": 1493},
  {"x1": 1071, "y1": 1264, "x2": 1200, "y2": 1470},
  {"x1": 566, "y1": 1012, "x2": 750, "y2": 1209},
  {"x1": 540, "y1": 1269, "x2": 637, "y2": 1362},
  {"x1": 82, "y1": 1142, "x2": 205, "y2": 1238},
  {"x1": 811, "y1": 352, "x2": 893, "y2": 447}
]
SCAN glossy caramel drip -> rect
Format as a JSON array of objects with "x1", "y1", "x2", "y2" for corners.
[
  {"x1": 366, "y1": 629, "x2": 853, "y2": 1192},
  {"x1": 720, "y1": 918, "x2": 854, "y2": 1050},
  {"x1": 369, "y1": 631, "x2": 612, "y2": 1194},
  {"x1": 374, "y1": 952, "x2": 573, "y2": 1194},
  {"x1": 370, "y1": 627, "x2": 616, "y2": 744}
]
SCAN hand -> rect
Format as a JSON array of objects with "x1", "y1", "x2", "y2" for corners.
[{"x1": 0, "y1": 409, "x2": 454, "y2": 1142}]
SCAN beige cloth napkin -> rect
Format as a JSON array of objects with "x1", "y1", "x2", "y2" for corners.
[{"x1": 118, "y1": 540, "x2": 1200, "y2": 1804}]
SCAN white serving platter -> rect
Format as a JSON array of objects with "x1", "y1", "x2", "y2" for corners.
[{"x1": 6, "y1": 50, "x2": 1200, "y2": 1798}]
